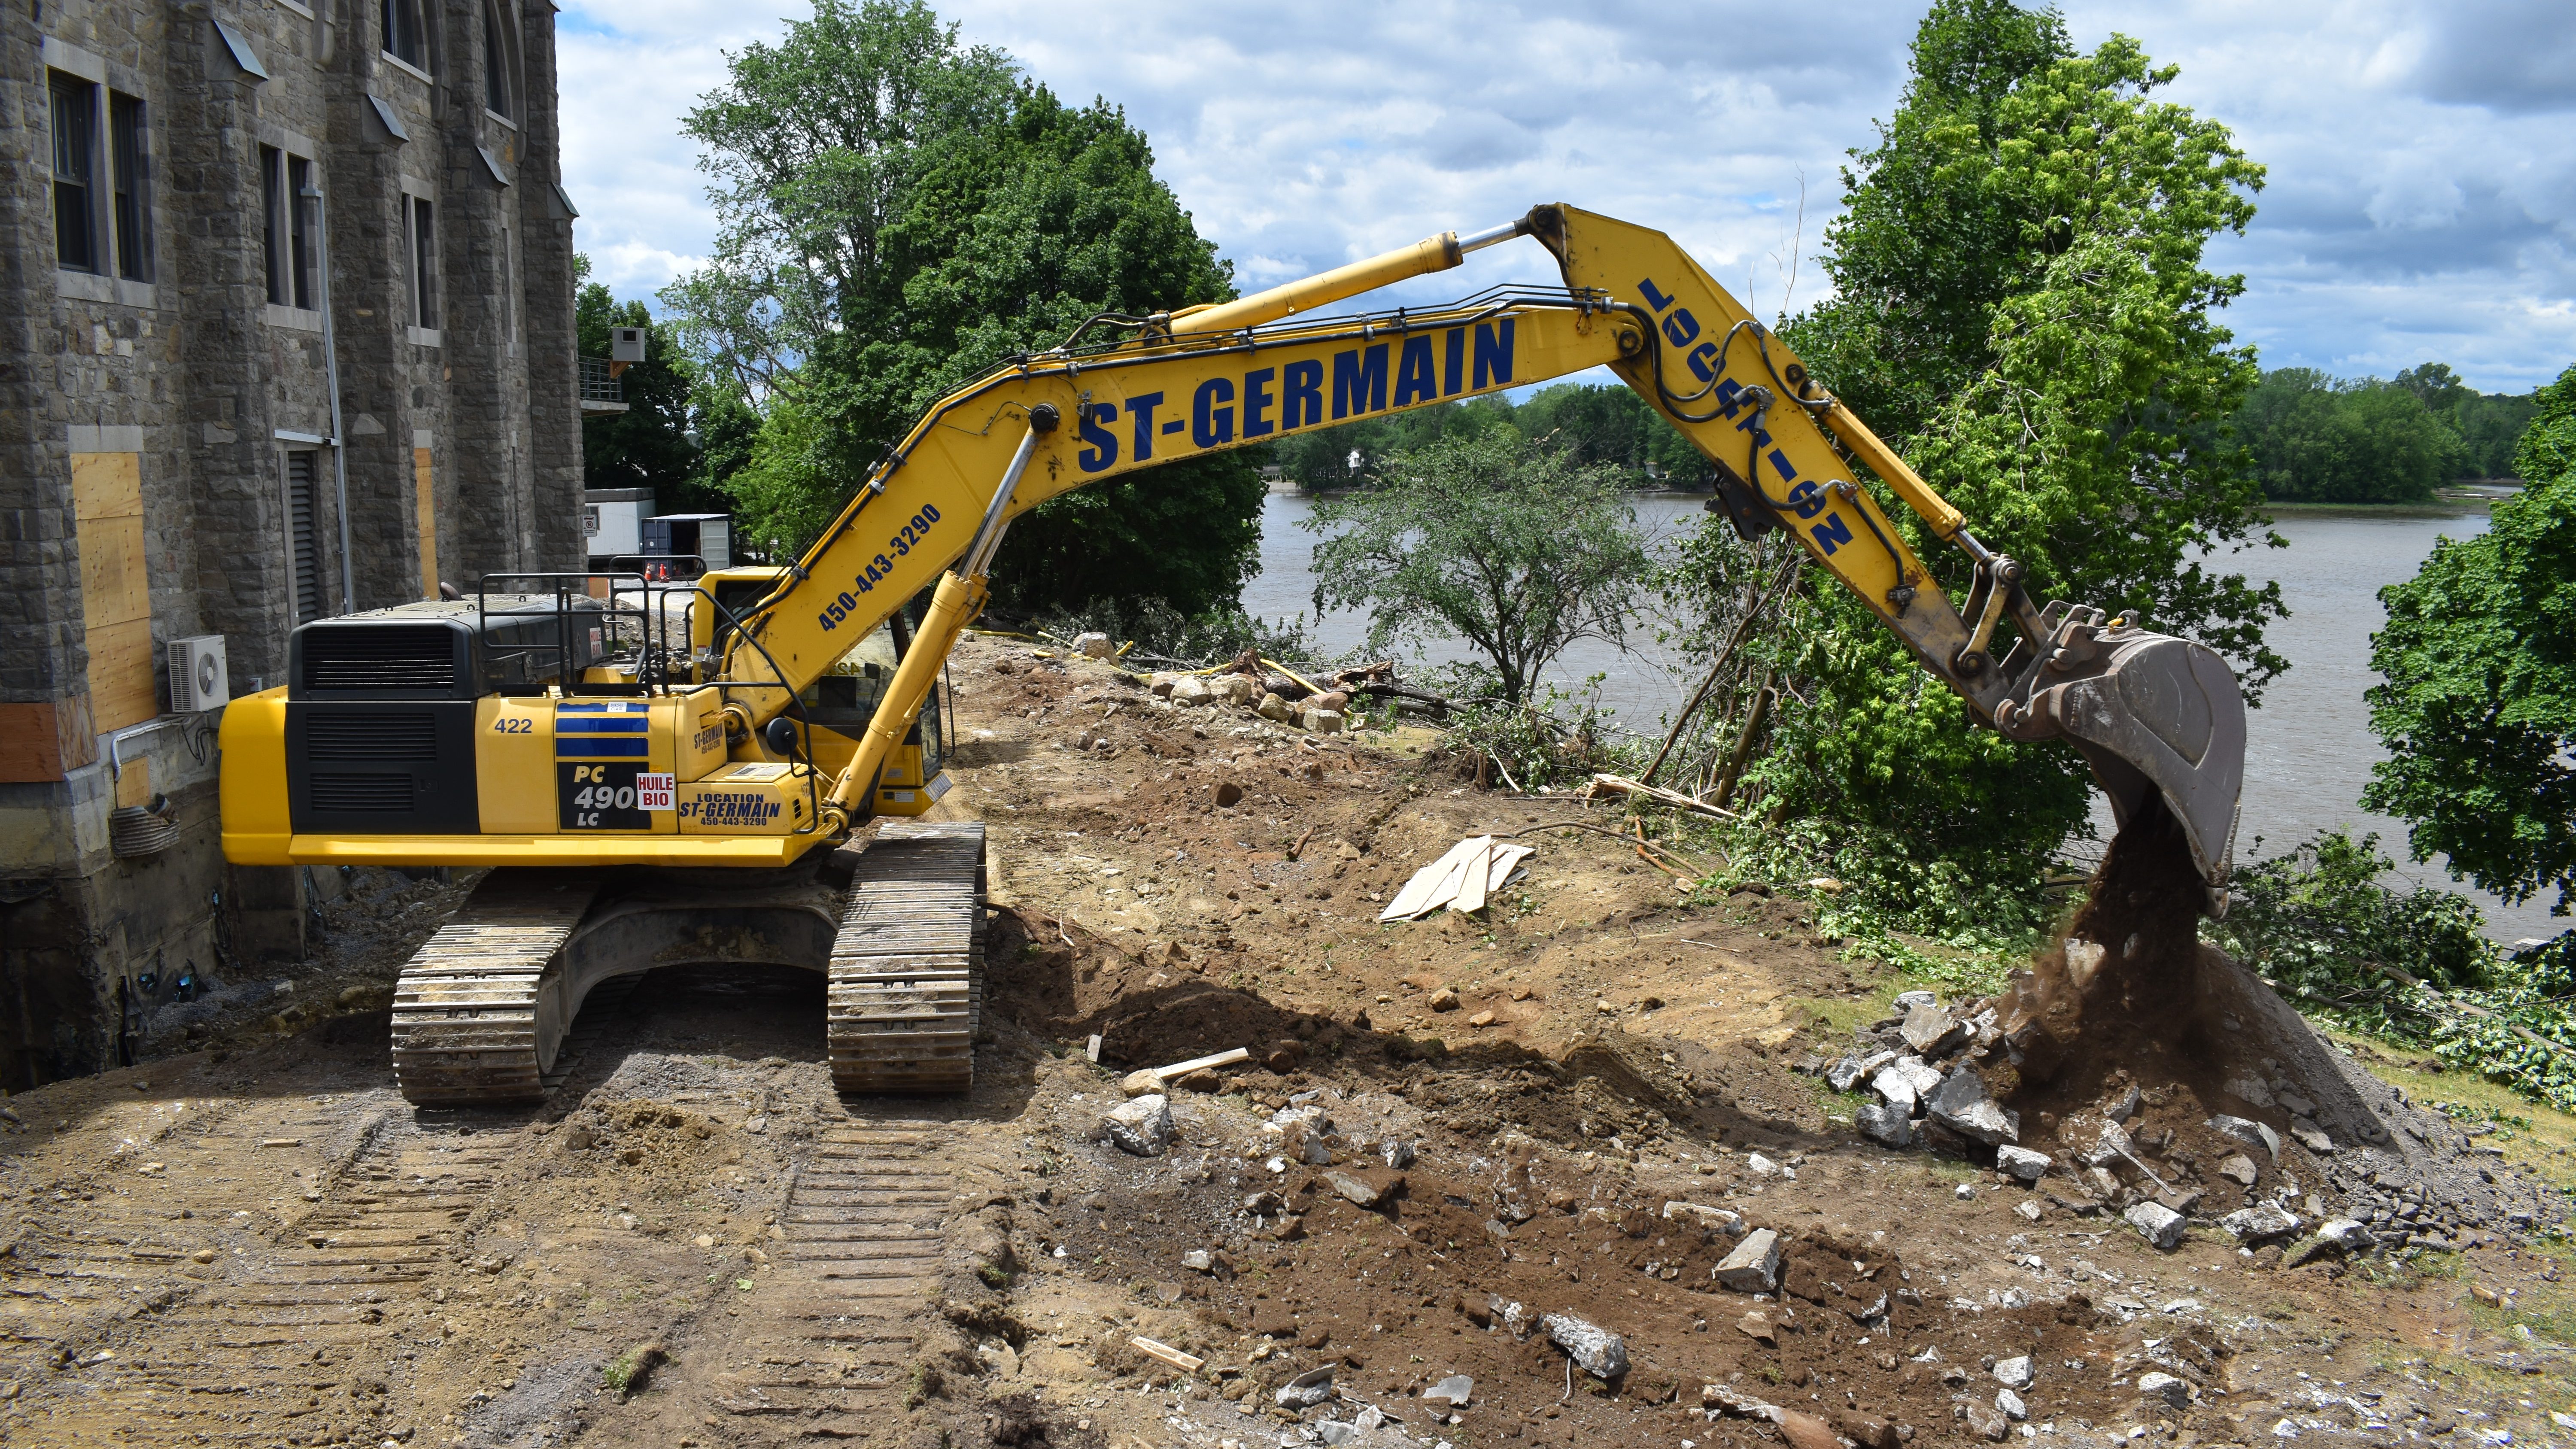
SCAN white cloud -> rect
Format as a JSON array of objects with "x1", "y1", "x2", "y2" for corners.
[{"x1": 554, "y1": 0, "x2": 2576, "y2": 391}]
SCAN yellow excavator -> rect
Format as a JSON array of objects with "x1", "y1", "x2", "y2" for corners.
[{"x1": 219, "y1": 205, "x2": 2246, "y2": 1106}]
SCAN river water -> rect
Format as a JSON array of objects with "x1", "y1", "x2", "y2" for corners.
[{"x1": 1240, "y1": 490, "x2": 2557, "y2": 944}]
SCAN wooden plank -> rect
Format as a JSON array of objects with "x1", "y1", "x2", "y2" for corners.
[
  {"x1": 413, "y1": 448, "x2": 439, "y2": 600},
  {"x1": 86, "y1": 617, "x2": 158, "y2": 732}
]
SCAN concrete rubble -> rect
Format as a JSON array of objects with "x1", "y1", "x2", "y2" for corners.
[
  {"x1": 1714, "y1": 1228, "x2": 1783, "y2": 1291},
  {"x1": 1538, "y1": 1312, "x2": 1629, "y2": 1379},
  {"x1": 2124, "y1": 1200, "x2": 2188, "y2": 1250},
  {"x1": 1105, "y1": 1094, "x2": 1177, "y2": 1156}
]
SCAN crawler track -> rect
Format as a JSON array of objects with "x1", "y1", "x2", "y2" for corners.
[
  {"x1": 389, "y1": 871, "x2": 601, "y2": 1106},
  {"x1": 826, "y1": 821, "x2": 987, "y2": 1094}
]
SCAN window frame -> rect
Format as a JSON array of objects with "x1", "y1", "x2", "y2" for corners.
[
  {"x1": 383, "y1": 0, "x2": 432, "y2": 75},
  {"x1": 260, "y1": 144, "x2": 286, "y2": 306},
  {"x1": 482, "y1": 0, "x2": 519, "y2": 125},
  {"x1": 286, "y1": 155, "x2": 317, "y2": 311},
  {"x1": 108, "y1": 91, "x2": 152, "y2": 284},
  {"x1": 405, "y1": 194, "x2": 440, "y2": 334},
  {"x1": 49, "y1": 70, "x2": 103, "y2": 275}
]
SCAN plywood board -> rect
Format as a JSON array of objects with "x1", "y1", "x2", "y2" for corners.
[
  {"x1": 115, "y1": 755, "x2": 153, "y2": 808},
  {"x1": 87, "y1": 617, "x2": 157, "y2": 732},
  {"x1": 70, "y1": 450, "x2": 142, "y2": 522},
  {"x1": 0, "y1": 696, "x2": 96, "y2": 781},
  {"x1": 77, "y1": 512, "x2": 148, "y2": 628},
  {"x1": 413, "y1": 447, "x2": 439, "y2": 598}
]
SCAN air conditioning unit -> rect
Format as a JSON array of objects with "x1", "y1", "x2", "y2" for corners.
[
  {"x1": 168, "y1": 635, "x2": 230, "y2": 712},
  {"x1": 611, "y1": 325, "x2": 647, "y2": 363}
]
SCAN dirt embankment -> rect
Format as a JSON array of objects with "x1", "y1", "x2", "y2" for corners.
[{"x1": 0, "y1": 635, "x2": 2570, "y2": 1449}]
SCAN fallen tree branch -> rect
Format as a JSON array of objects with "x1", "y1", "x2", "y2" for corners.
[{"x1": 1586, "y1": 772, "x2": 1742, "y2": 820}]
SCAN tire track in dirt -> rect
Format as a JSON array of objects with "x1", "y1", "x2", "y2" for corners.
[{"x1": 691, "y1": 1119, "x2": 955, "y2": 1434}]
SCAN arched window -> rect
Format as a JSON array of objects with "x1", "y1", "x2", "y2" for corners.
[
  {"x1": 384, "y1": 0, "x2": 430, "y2": 73},
  {"x1": 482, "y1": 1, "x2": 518, "y2": 122}
]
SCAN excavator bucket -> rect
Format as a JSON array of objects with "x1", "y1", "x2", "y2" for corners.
[{"x1": 2013, "y1": 624, "x2": 2247, "y2": 915}]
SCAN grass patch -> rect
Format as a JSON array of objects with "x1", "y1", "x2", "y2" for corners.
[{"x1": 601, "y1": 1341, "x2": 666, "y2": 1398}]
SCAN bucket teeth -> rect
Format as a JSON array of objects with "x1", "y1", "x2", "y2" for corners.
[{"x1": 829, "y1": 821, "x2": 985, "y2": 1095}]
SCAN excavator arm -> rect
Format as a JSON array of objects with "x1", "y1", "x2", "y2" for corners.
[{"x1": 732, "y1": 204, "x2": 2242, "y2": 901}]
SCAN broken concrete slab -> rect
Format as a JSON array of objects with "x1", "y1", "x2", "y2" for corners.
[
  {"x1": 1926, "y1": 1066, "x2": 2019, "y2": 1145},
  {"x1": 1321, "y1": 1167, "x2": 1399, "y2": 1209},
  {"x1": 2124, "y1": 1200, "x2": 2187, "y2": 1250},
  {"x1": 1827, "y1": 1050, "x2": 1898, "y2": 1093},
  {"x1": 1900, "y1": 1002, "x2": 1970, "y2": 1056},
  {"x1": 1715, "y1": 1228, "x2": 1783, "y2": 1291},
  {"x1": 1871, "y1": 1056, "x2": 1944, "y2": 1112},
  {"x1": 2219, "y1": 1203, "x2": 2303, "y2": 1243},
  {"x1": 1105, "y1": 1095, "x2": 1176, "y2": 1156},
  {"x1": 1995, "y1": 1145, "x2": 2051, "y2": 1182},
  {"x1": 1540, "y1": 1312, "x2": 1629, "y2": 1379},
  {"x1": 1276, "y1": 1366, "x2": 1336, "y2": 1407},
  {"x1": 1857, "y1": 1101, "x2": 1914, "y2": 1148},
  {"x1": 2208, "y1": 1114, "x2": 2281, "y2": 1160},
  {"x1": 1662, "y1": 1201, "x2": 1747, "y2": 1236},
  {"x1": 2137, "y1": 1371, "x2": 2191, "y2": 1409}
]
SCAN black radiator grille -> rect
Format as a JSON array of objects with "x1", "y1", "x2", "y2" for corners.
[
  {"x1": 304, "y1": 711, "x2": 437, "y2": 761},
  {"x1": 308, "y1": 773, "x2": 416, "y2": 813},
  {"x1": 300, "y1": 625, "x2": 456, "y2": 692}
]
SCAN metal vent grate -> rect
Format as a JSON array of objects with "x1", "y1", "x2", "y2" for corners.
[
  {"x1": 308, "y1": 773, "x2": 415, "y2": 813},
  {"x1": 300, "y1": 625, "x2": 455, "y2": 692},
  {"x1": 305, "y1": 711, "x2": 437, "y2": 761}
]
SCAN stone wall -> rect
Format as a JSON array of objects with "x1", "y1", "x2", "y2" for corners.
[{"x1": 0, "y1": 0, "x2": 577, "y2": 1088}]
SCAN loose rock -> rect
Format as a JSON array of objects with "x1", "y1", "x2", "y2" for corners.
[
  {"x1": 1993, "y1": 1356, "x2": 2033, "y2": 1390},
  {"x1": 1827, "y1": 1051, "x2": 1898, "y2": 1093},
  {"x1": 1995, "y1": 1145, "x2": 2051, "y2": 1182},
  {"x1": 1715, "y1": 1228, "x2": 1783, "y2": 1291},
  {"x1": 1321, "y1": 1167, "x2": 1398, "y2": 1209},
  {"x1": 2218, "y1": 1154, "x2": 2259, "y2": 1187},
  {"x1": 1857, "y1": 1101, "x2": 1915, "y2": 1148},
  {"x1": 1926, "y1": 1067, "x2": 2019, "y2": 1145},
  {"x1": 1540, "y1": 1312, "x2": 1629, "y2": 1379},
  {"x1": 1662, "y1": 1201, "x2": 1746, "y2": 1236},
  {"x1": 1276, "y1": 1367, "x2": 1336, "y2": 1408},
  {"x1": 2137, "y1": 1371, "x2": 2191, "y2": 1409},
  {"x1": 2219, "y1": 1203, "x2": 2303, "y2": 1243},
  {"x1": 2124, "y1": 1200, "x2": 2187, "y2": 1250},
  {"x1": 1996, "y1": 1388, "x2": 2027, "y2": 1421},
  {"x1": 1900, "y1": 1003, "x2": 1969, "y2": 1056},
  {"x1": 2208, "y1": 1114, "x2": 2281, "y2": 1160},
  {"x1": 1423, "y1": 1374, "x2": 1473, "y2": 1406},
  {"x1": 1104, "y1": 1095, "x2": 1176, "y2": 1157}
]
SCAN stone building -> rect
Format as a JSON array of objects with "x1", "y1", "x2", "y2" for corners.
[{"x1": 0, "y1": 0, "x2": 583, "y2": 1087}]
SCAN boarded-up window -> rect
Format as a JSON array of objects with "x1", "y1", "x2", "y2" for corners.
[
  {"x1": 413, "y1": 447, "x2": 439, "y2": 598},
  {"x1": 70, "y1": 451, "x2": 154, "y2": 731},
  {"x1": 286, "y1": 449, "x2": 324, "y2": 623}
]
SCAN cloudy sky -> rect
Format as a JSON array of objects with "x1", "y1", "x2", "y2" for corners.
[{"x1": 559, "y1": 0, "x2": 2576, "y2": 393}]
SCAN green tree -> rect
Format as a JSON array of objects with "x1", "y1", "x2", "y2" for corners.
[
  {"x1": 663, "y1": 0, "x2": 1261, "y2": 616},
  {"x1": 2236, "y1": 367, "x2": 2464, "y2": 502},
  {"x1": 2396, "y1": 362, "x2": 2540, "y2": 480},
  {"x1": 574, "y1": 256, "x2": 714, "y2": 511},
  {"x1": 1305, "y1": 430, "x2": 1649, "y2": 706},
  {"x1": 2365, "y1": 363, "x2": 2576, "y2": 920},
  {"x1": 1744, "y1": 1, "x2": 2278, "y2": 902}
]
